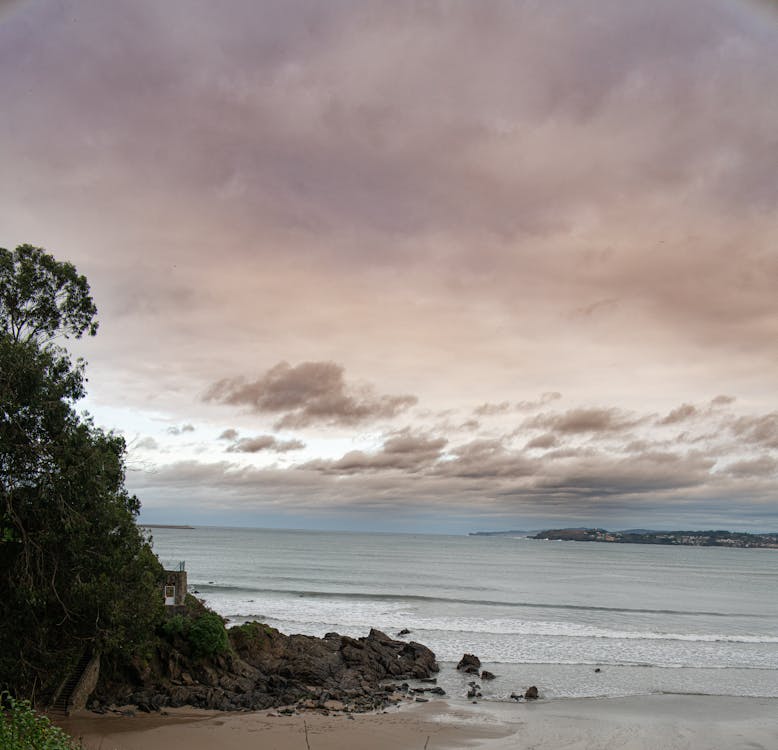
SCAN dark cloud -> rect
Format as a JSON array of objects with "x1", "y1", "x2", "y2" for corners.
[
  {"x1": 434, "y1": 439, "x2": 537, "y2": 480},
  {"x1": 724, "y1": 455, "x2": 778, "y2": 478},
  {"x1": 302, "y1": 431, "x2": 446, "y2": 475},
  {"x1": 710, "y1": 395, "x2": 736, "y2": 407},
  {"x1": 227, "y1": 435, "x2": 305, "y2": 453},
  {"x1": 524, "y1": 407, "x2": 643, "y2": 434},
  {"x1": 525, "y1": 433, "x2": 559, "y2": 450},
  {"x1": 730, "y1": 413, "x2": 778, "y2": 449},
  {"x1": 205, "y1": 361, "x2": 417, "y2": 429},
  {"x1": 134, "y1": 436, "x2": 159, "y2": 450},
  {"x1": 657, "y1": 403, "x2": 699, "y2": 425},
  {"x1": 218, "y1": 428, "x2": 239, "y2": 441}
]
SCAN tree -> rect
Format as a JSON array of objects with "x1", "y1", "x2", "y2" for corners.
[
  {"x1": 0, "y1": 245, "x2": 163, "y2": 701},
  {"x1": 0, "y1": 244, "x2": 98, "y2": 344}
]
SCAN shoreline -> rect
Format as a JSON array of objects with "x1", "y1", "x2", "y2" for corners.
[{"x1": 57, "y1": 693, "x2": 778, "y2": 750}]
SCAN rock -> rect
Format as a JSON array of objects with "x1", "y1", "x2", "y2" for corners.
[
  {"x1": 428, "y1": 687, "x2": 446, "y2": 695},
  {"x1": 480, "y1": 671, "x2": 496, "y2": 680},
  {"x1": 398, "y1": 628, "x2": 412, "y2": 636},
  {"x1": 509, "y1": 692, "x2": 521, "y2": 701},
  {"x1": 524, "y1": 686, "x2": 539, "y2": 700},
  {"x1": 594, "y1": 668, "x2": 601, "y2": 673},
  {"x1": 415, "y1": 697, "x2": 429, "y2": 703},
  {"x1": 456, "y1": 654, "x2": 481, "y2": 672},
  {"x1": 95, "y1": 621, "x2": 438, "y2": 715},
  {"x1": 420, "y1": 678, "x2": 437, "y2": 684}
]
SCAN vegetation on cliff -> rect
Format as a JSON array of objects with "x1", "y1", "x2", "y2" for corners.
[{"x1": 0, "y1": 245, "x2": 165, "y2": 700}]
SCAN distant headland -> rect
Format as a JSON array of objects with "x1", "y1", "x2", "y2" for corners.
[
  {"x1": 529, "y1": 528, "x2": 778, "y2": 548},
  {"x1": 140, "y1": 524, "x2": 195, "y2": 529}
]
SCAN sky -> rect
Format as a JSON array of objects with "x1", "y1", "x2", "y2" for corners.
[{"x1": 1, "y1": 0, "x2": 778, "y2": 533}]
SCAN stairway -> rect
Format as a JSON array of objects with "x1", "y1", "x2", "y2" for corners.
[{"x1": 48, "y1": 650, "x2": 92, "y2": 716}]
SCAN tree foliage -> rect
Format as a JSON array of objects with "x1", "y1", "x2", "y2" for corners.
[
  {"x1": 187, "y1": 612, "x2": 229, "y2": 657},
  {"x1": 0, "y1": 244, "x2": 98, "y2": 344},
  {"x1": 0, "y1": 693, "x2": 80, "y2": 750},
  {"x1": 0, "y1": 245, "x2": 163, "y2": 701}
]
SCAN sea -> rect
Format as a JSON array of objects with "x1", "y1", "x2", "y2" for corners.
[{"x1": 149, "y1": 527, "x2": 778, "y2": 702}]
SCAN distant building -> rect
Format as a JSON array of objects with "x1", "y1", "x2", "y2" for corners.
[{"x1": 163, "y1": 561, "x2": 187, "y2": 607}]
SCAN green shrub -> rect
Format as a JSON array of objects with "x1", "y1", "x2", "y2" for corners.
[
  {"x1": 0, "y1": 693, "x2": 80, "y2": 749},
  {"x1": 187, "y1": 612, "x2": 229, "y2": 657},
  {"x1": 161, "y1": 614, "x2": 187, "y2": 638}
]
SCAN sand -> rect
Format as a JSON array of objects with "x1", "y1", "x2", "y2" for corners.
[{"x1": 57, "y1": 695, "x2": 778, "y2": 750}]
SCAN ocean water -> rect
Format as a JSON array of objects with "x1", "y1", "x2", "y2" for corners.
[{"x1": 149, "y1": 527, "x2": 778, "y2": 702}]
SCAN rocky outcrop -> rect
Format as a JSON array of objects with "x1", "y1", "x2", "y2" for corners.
[
  {"x1": 524, "y1": 685, "x2": 539, "y2": 700},
  {"x1": 456, "y1": 653, "x2": 481, "y2": 673},
  {"x1": 95, "y1": 624, "x2": 438, "y2": 713}
]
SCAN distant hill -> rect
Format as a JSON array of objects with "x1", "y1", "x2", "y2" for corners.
[
  {"x1": 531, "y1": 528, "x2": 778, "y2": 548},
  {"x1": 468, "y1": 529, "x2": 535, "y2": 537}
]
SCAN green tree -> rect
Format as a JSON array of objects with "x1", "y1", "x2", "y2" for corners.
[{"x1": 0, "y1": 245, "x2": 164, "y2": 701}]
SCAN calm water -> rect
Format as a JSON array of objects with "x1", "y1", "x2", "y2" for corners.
[{"x1": 149, "y1": 527, "x2": 778, "y2": 701}]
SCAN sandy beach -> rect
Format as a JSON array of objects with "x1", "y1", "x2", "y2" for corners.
[{"x1": 57, "y1": 694, "x2": 778, "y2": 750}]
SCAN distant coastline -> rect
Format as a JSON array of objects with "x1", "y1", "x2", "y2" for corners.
[
  {"x1": 529, "y1": 528, "x2": 778, "y2": 548},
  {"x1": 140, "y1": 524, "x2": 195, "y2": 530}
]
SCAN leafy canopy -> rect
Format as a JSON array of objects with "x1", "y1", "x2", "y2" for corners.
[
  {"x1": 0, "y1": 245, "x2": 163, "y2": 700},
  {"x1": 0, "y1": 244, "x2": 98, "y2": 344}
]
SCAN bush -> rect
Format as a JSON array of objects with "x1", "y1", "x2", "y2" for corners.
[
  {"x1": 161, "y1": 614, "x2": 187, "y2": 638},
  {"x1": 0, "y1": 693, "x2": 80, "y2": 749},
  {"x1": 188, "y1": 613, "x2": 229, "y2": 657}
]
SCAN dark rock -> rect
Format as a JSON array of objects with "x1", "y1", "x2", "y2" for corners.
[
  {"x1": 398, "y1": 628, "x2": 412, "y2": 636},
  {"x1": 420, "y1": 678, "x2": 437, "y2": 684},
  {"x1": 594, "y1": 668, "x2": 601, "y2": 673},
  {"x1": 456, "y1": 654, "x2": 481, "y2": 672},
  {"x1": 509, "y1": 692, "x2": 521, "y2": 701},
  {"x1": 480, "y1": 671, "x2": 496, "y2": 681},
  {"x1": 428, "y1": 687, "x2": 446, "y2": 695},
  {"x1": 524, "y1": 686, "x2": 539, "y2": 700},
  {"x1": 95, "y1": 622, "x2": 438, "y2": 715},
  {"x1": 415, "y1": 697, "x2": 429, "y2": 702}
]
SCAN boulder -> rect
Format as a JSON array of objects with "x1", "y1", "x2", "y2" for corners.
[
  {"x1": 456, "y1": 654, "x2": 481, "y2": 672},
  {"x1": 524, "y1": 686, "x2": 539, "y2": 700},
  {"x1": 480, "y1": 670, "x2": 496, "y2": 681}
]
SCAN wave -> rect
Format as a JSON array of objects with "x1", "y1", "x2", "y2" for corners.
[
  {"x1": 191, "y1": 583, "x2": 751, "y2": 619},
  {"x1": 225, "y1": 612, "x2": 778, "y2": 644}
]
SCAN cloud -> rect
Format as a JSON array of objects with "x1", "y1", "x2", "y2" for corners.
[
  {"x1": 657, "y1": 403, "x2": 699, "y2": 425},
  {"x1": 134, "y1": 436, "x2": 159, "y2": 450},
  {"x1": 205, "y1": 361, "x2": 417, "y2": 429},
  {"x1": 167, "y1": 423, "x2": 195, "y2": 435},
  {"x1": 724, "y1": 455, "x2": 778, "y2": 478},
  {"x1": 525, "y1": 433, "x2": 559, "y2": 450},
  {"x1": 218, "y1": 428, "x2": 239, "y2": 440},
  {"x1": 523, "y1": 407, "x2": 643, "y2": 434},
  {"x1": 729, "y1": 413, "x2": 778, "y2": 449},
  {"x1": 710, "y1": 395, "x2": 736, "y2": 407},
  {"x1": 227, "y1": 435, "x2": 305, "y2": 453},
  {"x1": 474, "y1": 401, "x2": 511, "y2": 417},
  {"x1": 302, "y1": 431, "x2": 447, "y2": 475}
]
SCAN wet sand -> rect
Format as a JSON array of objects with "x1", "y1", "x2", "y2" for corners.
[{"x1": 57, "y1": 694, "x2": 778, "y2": 750}]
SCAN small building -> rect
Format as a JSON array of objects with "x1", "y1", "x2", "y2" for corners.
[{"x1": 163, "y1": 561, "x2": 187, "y2": 607}]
